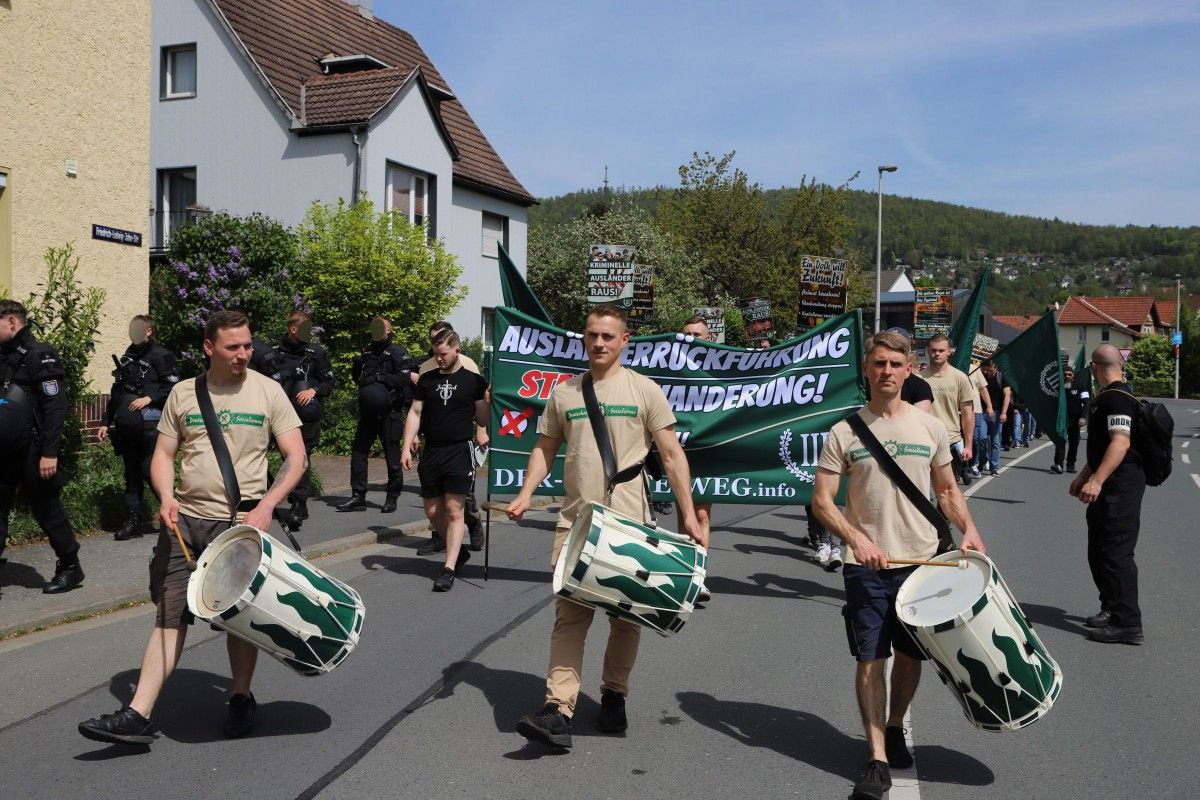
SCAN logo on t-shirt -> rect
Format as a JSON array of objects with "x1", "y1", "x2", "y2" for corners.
[
  {"x1": 436, "y1": 379, "x2": 456, "y2": 405},
  {"x1": 184, "y1": 410, "x2": 266, "y2": 430}
]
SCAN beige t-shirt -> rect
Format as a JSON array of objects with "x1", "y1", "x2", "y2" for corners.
[
  {"x1": 418, "y1": 353, "x2": 480, "y2": 375},
  {"x1": 539, "y1": 367, "x2": 676, "y2": 536},
  {"x1": 818, "y1": 405, "x2": 952, "y2": 565},
  {"x1": 159, "y1": 370, "x2": 302, "y2": 521},
  {"x1": 969, "y1": 366, "x2": 988, "y2": 415},
  {"x1": 920, "y1": 365, "x2": 974, "y2": 444}
]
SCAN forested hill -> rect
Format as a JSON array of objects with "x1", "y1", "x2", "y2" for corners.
[{"x1": 531, "y1": 187, "x2": 1200, "y2": 280}]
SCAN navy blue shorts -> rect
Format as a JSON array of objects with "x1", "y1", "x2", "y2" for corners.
[{"x1": 842, "y1": 564, "x2": 926, "y2": 662}]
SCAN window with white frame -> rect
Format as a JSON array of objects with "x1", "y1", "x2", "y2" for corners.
[
  {"x1": 161, "y1": 44, "x2": 197, "y2": 99},
  {"x1": 156, "y1": 167, "x2": 196, "y2": 247},
  {"x1": 481, "y1": 212, "x2": 507, "y2": 258},
  {"x1": 386, "y1": 164, "x2": 434, "y2": 238}
]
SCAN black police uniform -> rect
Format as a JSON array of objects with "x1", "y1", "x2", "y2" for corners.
[
  {"x1": 1054, "y1": 382, "x2": 1089, "y2": 471},
  {"x1": 341, "y1": 337, "x2": 413, "y2": 510},
  {"x1": 253, "y1": 336, "x2": 336, "y2": 514},
  {"x1": 0, "y1": 326, "x2": 83, "y2": 592},
  {"x1": 105, "y1": 340, "x2": 179, "y2": 538},
  {"x1": 1085, "y1": 381, "x2": 1144, "y2": 631}
]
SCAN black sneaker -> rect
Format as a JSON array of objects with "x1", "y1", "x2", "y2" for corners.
[
  {"x1": 224, "y1": 692, "x2": 257, "y2": 738},
  {"x1": 456, "y1": 547, "x2": 471, "y2": 568},
  {"x1": 1086, "y1": 624, "x2": 1144, "y2": 645},
  {"x1": 990, "y1": 467, "x2": 1000, "y2": 476},
  {"x1": 1051, "y1": 464, "x2": 1064, "y2": 474},
  {"x1": 78, "y1": 707, "x2": 157, "y2": 745},
  {"x1": 336, "y1": 495, "x2": 367, "y2": 512},
  {"x1": 417, "y1": 536, "x2": 445, "y2": 556},
  {"x1": 851, "y1": 759, "x2": 892, "y2": 800},
  {"x1": 885, "y1": 725, "x2": 913, "y2": 768},
  {"x1": 432, "y1": 568, "x2": 456, "y2": 592},
  {"x1": 516, "y1": 703, "x2": 572, "y2": 748},
  {"x1": 43, "y1": 560, "x2": 84, "y2": 594},
  {"x1": 380, "y1": 495, "x2": 398, "y2": 514},
  {"x1": 114, "y1": 514, "x2": 144, "y2": 541},
  {"x1": 468, "y1": 520, "x2": 485, "y2": 551},
  {"x1": 1084, "y1": 610, "x2": 1111, "y2": 628},
  {"x1": 1066, "y1": 465, "x2": 1077, "y2": 473},
  {"x1": 596, "y1": 689, "x2": 628, "y2": 733}
]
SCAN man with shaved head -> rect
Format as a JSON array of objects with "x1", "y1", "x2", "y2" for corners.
[{"x1": 1069, "y1": 344, "x2": 1145, "y2": 645}]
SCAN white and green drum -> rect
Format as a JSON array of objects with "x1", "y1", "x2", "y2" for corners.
[
  {"x1": 187, "y1": 525, "x2": 366, "y2": 676},
  {"x1": 896, "y1": 551, "x2": 1062, "y2": 732},
  {"x1": 553, "y1": 502, "x2": 707, "y2": 637}
]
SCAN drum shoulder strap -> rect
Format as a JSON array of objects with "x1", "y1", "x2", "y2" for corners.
[
  {"x1": 195, "y1": 374, "x2": 242, "y2": 526},
  {"x1": 845, "y1": 411, "x2": 952, "y2": 542},
  {"x1": 581, "y1": 372, "x2": 645, "y2": 495}
]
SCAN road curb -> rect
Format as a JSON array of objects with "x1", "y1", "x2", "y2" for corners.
[{"x1": 0, "y1": 497, "x2": 558, "y2": 640}]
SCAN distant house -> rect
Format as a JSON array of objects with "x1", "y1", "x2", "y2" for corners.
[
  {"x1": 878, "y1": 268, "x2": 915, "y2": 293},
  {"x1": 1058, "y1": 295, "x2": 1169, "y2": 355},
  {"x1": 1152, "y1": 294, "x2": 1200, "y2": 329},
  {"x1": 1059, "y1": 274, "x2": 1072, "y2": 288},
  {"x1": 992, "y1": 314, "x2": 1040, "y2": 345},
  {"x1": 151, "y1": 0, "x2": 536, "y2": 334}
]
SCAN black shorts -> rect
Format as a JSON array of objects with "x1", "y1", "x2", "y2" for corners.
[
  {"x1": 418, "y1": 442, "x2": 475, "y2": 498},
  {"x1": 842, "y1": 564, "x2": 926, "y2": 662},
  {"x1": 149, "y1": 514, "x2": 233, "y2": 628}
]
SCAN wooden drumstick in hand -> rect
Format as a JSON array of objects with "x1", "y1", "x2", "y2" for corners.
[
  {"x1": 170, "y1": 522, "x2": 197, "y2": 572},
  {"x1": 888, "y1": 558, "x2": 969, "y2": 570}
]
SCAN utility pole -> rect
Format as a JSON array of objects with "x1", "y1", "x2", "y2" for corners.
[
  {"x1": 1175, "y1": 273, "x2": 1181, "y2": 400},
  {"x1": 602, "y1": 165, "x2": 610, "y2": 194}
]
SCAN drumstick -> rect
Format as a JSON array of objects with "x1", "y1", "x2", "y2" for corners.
[
  {"x1": 169, "y1": 522, "x2": 197, "y2": 571},
  {"x1": 888, "y1": 558, "x2": 969, "y2": 570},
  {"x1": 480, "y1": 501, "x2": 511, "y2": 514}
]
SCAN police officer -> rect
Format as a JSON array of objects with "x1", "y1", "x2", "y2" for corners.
[
  {"x1": 0, "y1": 300, "x2": 84, "y2": 594},
  {"x1": 251, "y1": 311, "x2": 335, "y2": 530},
  {"x1": 337, "y1": 317, "x2": 412, "y2": 513},
  {"x1": 98, "y1": 315, "x2": 179, "y2": 540}
]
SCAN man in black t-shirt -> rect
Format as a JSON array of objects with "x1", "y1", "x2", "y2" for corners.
[
  {"x1": 402, "y1": 330, "x2": 490, "y2": 592},
  {"x1": 1052, "y1": 365, "x2": 1088, "y2": 474},
  {"x1": 901, "y1": 353, "x2": 933, "y2": 411},
  {"x1": 1069, "y1": 344, "x2": 1144, "y2": 645},
  {"x1": 980, "y1": 360, "x2": 1010, "y2": 475}
]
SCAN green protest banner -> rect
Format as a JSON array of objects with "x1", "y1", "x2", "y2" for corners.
[
  {"x1": 950, "y1": 267, "x2": 989, "y2": 373},
  {"x1": 992, "y1": 310, "x2": 1067, "y2": 445},
  {"x1": 488, "y1": 307, "x2": 865, "y2": 504}
]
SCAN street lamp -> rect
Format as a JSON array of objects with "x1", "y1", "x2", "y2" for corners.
[
  {"x1": 1175, "y1": 273, "x2": 1181, "y2": 400},
  {"x1": 875, "y1": 164, "x2": 898, "y2": 333}
]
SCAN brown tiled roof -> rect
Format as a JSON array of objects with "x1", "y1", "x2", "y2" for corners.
[
  {"x1": 1154, "y1": 295, "x2": 1200, "y2": 327},
  {"x1": 992, "y1": 314, "x2": 1039, "y2": 333},
  {"x1": 209, "y1": 0, "x2": 535, "y2": 204},
  {"x1": 1058, "y1": 295, "x2": 1157, "y2": 330}
]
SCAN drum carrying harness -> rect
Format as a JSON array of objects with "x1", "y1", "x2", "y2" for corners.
[
  {"x1": 845, "y1": 411, "x2": 956, "y2": 553},
  {"x1": 581, "y1": 372, "x2": 664, "y2": 523},
  {"x1": 195, "y1": 374, "x2": 302, "y2": 550}
]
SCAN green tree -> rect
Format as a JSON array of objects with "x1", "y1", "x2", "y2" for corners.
[
  {"x1": 151, "y1": 211, "x2": 302, "y2": 373},
  {"x1": 528, "y1": 198, "x2": 701, "y2": 333},
  {"x1": 1124, "y1": 334, "x2": 1173, "y2": 397},
  {"x1": 1179, "y1": 304, "x2": 1200, "y2": 397},
  {"x1": 295, "y1": 197, "x2": 466, "y2": 377},
  {"x1": 24, "y1": 242, "x2": 105, "y2": 474}
]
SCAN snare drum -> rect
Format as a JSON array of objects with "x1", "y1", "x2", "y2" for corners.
[
  {"x1": 895, "y1": 551, "x2": 1062, "y2": 731},
  {"x1": 187, "y1": 525, "x2": 366, "y2": 676},
  {"x1": 553, "y1": 502, "x2": 707, "y2": 637}
]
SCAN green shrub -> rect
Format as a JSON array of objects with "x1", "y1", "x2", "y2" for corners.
[{"x1": 1125, "y1": 334, "x2": 1174, "y2": 398}]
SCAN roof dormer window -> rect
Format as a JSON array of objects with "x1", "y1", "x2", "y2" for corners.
[{"x1": 319, "y1": 53, "x2": 391, "y2": 74}]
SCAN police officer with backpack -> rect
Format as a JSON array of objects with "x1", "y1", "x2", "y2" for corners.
[
  {"x1": 98, "y1": 315, "x2": 179, "y2": 540},
  {"x1": 0, "y1": 300, "x2": 84, "y2": 594},
  {"x1": 337, "y1": 317, "x2": 413, "y2": 513},
  {"x1": 252, "y1": 311, "x2": 336, "y2": 531},
  {"x1": 1069, "y1": 343, "x2": 1146, "y2": 645}
]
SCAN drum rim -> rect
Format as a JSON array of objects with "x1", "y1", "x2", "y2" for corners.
[
  {"x1": 895, "y1": 550, "x2": 996, "y2": 629},
  {"x1": 186, "y1": 524, "x2": 268, "y2": 620}
]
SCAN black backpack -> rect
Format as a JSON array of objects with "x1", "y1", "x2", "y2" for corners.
[{"x1": 1103, "y1": 389, "x2": 1174, "y2": 486}]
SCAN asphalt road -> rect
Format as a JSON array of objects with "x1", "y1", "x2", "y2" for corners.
[{"x1": 1, "y1": 399, "x2": 1196, "y2": 799}]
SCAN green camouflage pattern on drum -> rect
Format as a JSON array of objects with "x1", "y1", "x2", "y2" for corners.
[{"x1": 188, "y1": 526, "x2": 366, "y2": 676}]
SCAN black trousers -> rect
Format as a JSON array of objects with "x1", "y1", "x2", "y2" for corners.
[
  {"x1": 288, "y1": 421, "x2": 321, "y2": 504},
  {"x1": 0, "y1": 442, "x2": 79, "y2": 562},
  {"x1": 120, "y1": 425, "x2": 158, "y2": 515},
  {"x1": 350, "y1": 410, "x2": 404, "y2": 497},
  {"x1": 1084, "y1": 465, "x2": 1144, "y2": 628},
  {"x1": 1053, "y1": 420, "x2": 1082, "y2": 468}
]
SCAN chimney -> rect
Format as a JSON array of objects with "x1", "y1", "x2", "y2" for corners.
[{"x1": 342, "y1": 0, "x2": 373, "y2": 19}]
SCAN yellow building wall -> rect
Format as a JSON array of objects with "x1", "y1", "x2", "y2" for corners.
[{"x1": 0, "y1": 0, "x2": 151, "y2": 388}]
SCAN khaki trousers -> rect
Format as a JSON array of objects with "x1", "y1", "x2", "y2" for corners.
[{"x1": 546, "y1": 527, "x2": 641, "y2": 716}]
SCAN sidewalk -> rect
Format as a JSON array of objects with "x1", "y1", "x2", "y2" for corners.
[{"x1": 0, "y1": 455, "x2": 533, "y2": 639}]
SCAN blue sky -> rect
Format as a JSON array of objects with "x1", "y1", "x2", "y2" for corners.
[{"x1": 376, "y1": 1, "x2": 1200, "y2": 227}]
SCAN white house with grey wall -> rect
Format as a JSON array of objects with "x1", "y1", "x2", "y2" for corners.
[{"x1": 150, "y1": 0, "x2": 536, "y2": 336}]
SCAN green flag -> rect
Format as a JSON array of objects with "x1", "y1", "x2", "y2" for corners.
[
  {"x1": 949, "y1": 267, "x2": 989, "y2": 372},
  {"x1": 992, "y1": 311, "x2": 1067, "y2": 445},
  {"x1": 498, "y1": 244, "x2": 554, "y2": 325},
  {"x1": 1072, "y1": 342, "x2": 1090, "y2": 393}
]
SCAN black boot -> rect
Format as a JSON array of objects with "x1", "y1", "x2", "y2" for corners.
[
  {"x1": 380, "y1": 495, "x2": 398, "y2": 514},
  {"x1": 336, "y1": 494, "x2": 367, "y2": 512},
  {"x1": 114, "y1": 512, "x2": 144, "y2": 541},
  {"x1": 44, "y1": 559, "x2": 85, "y2": 594},
  {"x1": 286, "y1": 500, "x2": 307, "y2": 532}
]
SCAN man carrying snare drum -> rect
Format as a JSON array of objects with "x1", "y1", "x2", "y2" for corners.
[
  {"x1": 813, "y1": 330, "x2": 985, "y2": 800},
  {"x1": 506, "y1": 304, "x2": 705, "y2": 749},
  {"x1": 78, "y1": 310, "x2": 307, "y2": 746}
]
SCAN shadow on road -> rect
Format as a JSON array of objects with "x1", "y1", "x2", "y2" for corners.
[
  {"x1": 721, "y1": 523, "x2": 806, "y2": 548},
  {"x1": 705, "y1": 573, "x2": 844, "y2": 604},
  {"x1": 0, "y1": 558, "x2": 47, "y2": 589},
  {"x1": 87, "y1": 668, "x2": 331, "y2": 747},
  {"x1": 361, "y1": 553, "x2": 550, "y2": 586},
  {"x1": 731, "y1": 542, "x2": 813, "y2": 563},
  {"x1": 1019, "y1": 602, "x2": 1089, "y2": 636},
  {"x1": 677, "y1": 692, "x2": 993, "y2": 785}
]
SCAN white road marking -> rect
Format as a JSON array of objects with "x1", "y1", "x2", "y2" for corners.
[
  {"x1": 885, "y1": 662, "x2": 922, "y2": 800},
  {"x1": 1193, "y1": 474, "x2": 1200, "y2": 490},
  {"x1": 1184, "y1": 453, "x2": 1191, "y2": 464},
  {"x1": 1184, "y1": 441, "x2": 1190, "y2": 448},
  {"x1": 963, "y1": 441, "x2": 1053, "y2": 497}
]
